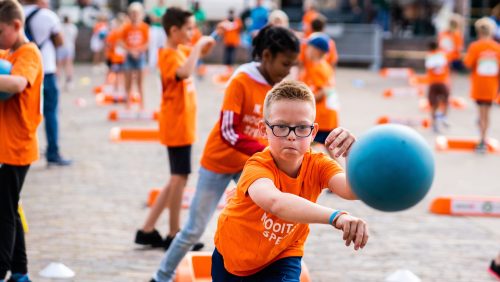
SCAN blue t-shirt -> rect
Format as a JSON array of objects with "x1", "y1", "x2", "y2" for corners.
[{"x1": 250, "y1": 6, "x2": 269, "y2": 32}]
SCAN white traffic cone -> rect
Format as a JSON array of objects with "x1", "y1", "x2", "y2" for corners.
[
  {"x1": 385, "y1": 269, "x2": 421, "y2": 282},
  {"x1": 39, "y1": 262, "x2": 75, "y2": 279}
]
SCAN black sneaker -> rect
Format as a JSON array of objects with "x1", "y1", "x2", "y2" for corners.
[
  {"x1": 488, "y1": 260, "x2": 500, "y2": 280},
  {"x1": 47, "y1": 156, "x2": 73, "y2": 166},
  {"x1": 7, "y1": 274, "x2": 32, "y2": 282},
  {"x1": 163, "y1": 233, "x2": 204, "y2": 251},
  {"x1": 135, "y1": 229, "x2": 164, "y2": 248},
  {"x1": 149, "y1": 279, "x2": 157, "y2": 282}
]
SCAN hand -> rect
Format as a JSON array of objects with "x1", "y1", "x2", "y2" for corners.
[
  {"x1": 324, "y1": 127, "x2": 356, "y2": 158},
  {"x1": 196, "y1": 36, "x2": 216, "y2": 53},
  {"x1": 334, "y1": 214, "x2": 369, "y2": 251}
]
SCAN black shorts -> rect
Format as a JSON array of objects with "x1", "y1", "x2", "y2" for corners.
[
  {"x1": 313, "y1": 130, "x2": 330, "y2": 144},
  {"x1": 167, "y1": 145, "x2": 191, "y2": 175},
  {"x1": 475, "y1": 99, "x2": 493, "y2": 106},
  {"x1": 428, "y1": 83, "x2": 449, "y2": 107}
]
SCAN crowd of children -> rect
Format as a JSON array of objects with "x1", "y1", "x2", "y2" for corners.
[{"x1": 1, "y1": 0, "x2": 499, "y2": 281}]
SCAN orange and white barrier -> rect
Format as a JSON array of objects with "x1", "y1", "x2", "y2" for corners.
[
  {"x1": 383, "y1": 87, "x2": 424, "y2": 98},
  {"x1": 418, "y1": 97, "x2": 467, "y2": 112},
  {"x1": 430, "y1": 196, "x2": 500, "y2": 217},
  {"x1": 147, "y1": 187, "x2": 228, "y2": 209},
  {"x1": 109, "y1": 127, "x2": 159, "y2": 142},
  {"x1": 174, "y1": 252, "x2": 311, "y2": 282},
  {"x1": 96, "y1": 93, "x2": 141, "y2": 105},
  {"x1": 435, "y1": 136, "x2": 499, "y2": 153},
  {"x1": 408, "y1": 74, "x2": 429, "y2": 86},
  {"x1": 108, "y1": 110, "x2": 159, "y2": 121},
  {"x1": 379, "y1": 68, "x2": 415, "y2": 78},
  {"x1": 376, "y1": 116, "x2": 430, "y2": 129}
]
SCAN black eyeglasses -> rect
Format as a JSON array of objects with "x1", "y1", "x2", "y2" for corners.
[{"x1": 265, "y1": 120, "x2": 314, "y2": 138}]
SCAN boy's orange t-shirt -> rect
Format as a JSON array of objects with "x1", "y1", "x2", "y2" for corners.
[
  {"x1": 0, "y1": 43, "x2": 43, "y2": 165},
  {"x1": 93, "y1": 22, "x2": 108, "y2": 34},
  {"x1": 438, "y1": 31, "x2": 463, "y2": 61},
  {"x1": 222, "y1": 19, "x2": 242, "y2": 46},
  {"x1": 463, "y1": 38, "x2": 500, "y2": 101},
  {"x1": 121, "y1": 22, "x2": 149, "y2": 50},
  {"x1": 158, "y1": 45, "x2": 197, "y2": 147},
  {"x1": 200, "y1": 72, "x2": 270, "y2": 173},
  {"x1": 214, "y1": 149, "x2": 344, "y2": 276},
  {"x1": 425, "y1": 50, "x2": 450, "y2": 84},
  {"x1": 106, "y1": 29, "x2": 126, "y2": 63},
  {"x1": 302, "y1": 10, "x2": 318, "y2": 38},
  {"x1": 300, "y1": 59, "x2": 338, "y2": 131}
]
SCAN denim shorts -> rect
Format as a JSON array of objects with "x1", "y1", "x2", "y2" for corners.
[{"x1": 124, "y1": 53, "x2": 146, "y2": 70}]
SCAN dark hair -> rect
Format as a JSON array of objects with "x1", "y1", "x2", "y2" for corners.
[
  {"x1": 252, "y1": 25, "x2": 300, "y2": 61},
  {"x1": 162, "y1": 7, "x2": 193, "y2": 36},
  {"x1": 311, "y1": 14, "x2": 327, "y2": 32},
  {"x1": 428, "y1": 41, "x2": 438, "y2": 50},
  {"x1": 0, "y1": 0, "x2": 24, "y2": 24}
]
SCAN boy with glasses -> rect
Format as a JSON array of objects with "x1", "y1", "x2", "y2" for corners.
[{"x1": 212, "y1": 80, "x2": 369, "y2": 281}]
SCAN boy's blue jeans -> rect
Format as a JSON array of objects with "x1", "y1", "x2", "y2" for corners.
[
  {"x1": 154, "y1": 166, "x2": 241, "y2": 282},
  {"x1": 43, "y1": 73, "x2": 60, "y2": 161},
  {"x1": 212, "y1": 248, "x2": 302, "y2": 282}
]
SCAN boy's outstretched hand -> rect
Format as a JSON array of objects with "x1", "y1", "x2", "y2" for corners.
[
  {"x1": 334, "y1": 214, "x2": 369, "y2": 251},
  {"x1": 196, "y1": 36, "x2": 216, "y2": 55},
  {"x1": 324, "y1": 127, "x2": 356, "y2": 158}
]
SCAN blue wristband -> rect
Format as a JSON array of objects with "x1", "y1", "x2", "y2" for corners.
[{"x1": 329, "y1": 210, "x2": 340, "y2": 225}]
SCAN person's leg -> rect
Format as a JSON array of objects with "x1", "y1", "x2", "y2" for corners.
[
  {"x1": 478, "y1": 104, "x2": 490, "y2": 143},
  {"x1": 167, "y1": 174, "x2": 187, "y2": 236},
  {"x1": 43, "y1": 74, "x2": 60, "y2": 161},
  {"x1": 137, "y1": 66, "x2": 144, "y2": 110},
  {"x1": 0, "y1": 165, "x2": 30, "y2": 280},
  {"x1": 211, "y1": 248, "x2": 245, "y2": 282},
  {"x1": 153, "y1": 167, "x2": 237, "y2": 282},
  {"x1": 124, "y1": 64, "x2": 133, "y2": 109}
]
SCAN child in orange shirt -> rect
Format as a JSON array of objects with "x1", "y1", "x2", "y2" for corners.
[
  {"x1": 120, "y1": 2, "x2": 149, "y2": 109},
  {"x1": 220, "y1": 9, "x2": 242, "y2": 74},
  {"x1": 106, "y1": 13, "x2": 127, "y2": 95},
  {"x1": 212, "y1": 80, "x2": 368, "y2": 281},
  {"x1": 463, "y1": 17, "x2": 500, "y2": 153},
  {"x1": 425, "y1": 41, "x2": 450, "y2": 133},
  {"x1": 151, "y1": 25, "x2": 301, "y2": 282},
  {"x1": 299, "y1": 15, "x2": 338, "y2": 69},
  {"x1": 0, "y1": 0, "x2": 43, "y2": 281},
  {"x1": 300, "y1": 33, "x2": 339, "y2": 158},
  {"x1": 90, "y1": 13, "x2": 108, "y2": 71},
  {"x1": 135, "y1": 7, "x2": 215, "y2": 251},
  {"x1": 438, "y1": 16, "x2": 464, "y2": 71}
]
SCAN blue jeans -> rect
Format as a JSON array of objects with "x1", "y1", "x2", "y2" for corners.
[
  {"x1": 43, "y1": 73, "x2": 60, "y2": 161},
  {"x1": 154, "y1": 166, "x2": 241, "y2": 282},
  {"x1": 212, "y1": 248, "x2": 302, "y2": 282}
]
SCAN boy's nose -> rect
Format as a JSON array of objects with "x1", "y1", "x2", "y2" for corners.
[{"x1": 287, "y1": 131, "x2": 297, "y2": 141}]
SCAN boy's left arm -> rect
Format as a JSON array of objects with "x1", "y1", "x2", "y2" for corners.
[
  {"x1": 324, "y1": 127, "x2": 358, "y2": 200},
  {"x1": 0, "y1": 75, "x2": 28, "y2": 96}
]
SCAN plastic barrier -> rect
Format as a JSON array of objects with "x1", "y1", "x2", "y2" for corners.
[
  {"x1": 109, "y1": 127, "x2": 159, "y2": 142},
  {"x1": 435, "y1": 136, "x2": 499, "y2": 153},
  {"x1": 430, "y1": 196, "x2": 500, "y2": 217}
]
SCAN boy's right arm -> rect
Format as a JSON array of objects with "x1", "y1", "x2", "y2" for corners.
[
  {"x1": 248, "y1": 178, "x2": 369, "y2": 250},
  {"x1": 176, "y1": 36, "x2": 215, "y2": 79}
]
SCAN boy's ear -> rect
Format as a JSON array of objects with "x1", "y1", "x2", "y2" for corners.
[
  {"x1": 311, "y1": 123, "x2": 319, "y2": 139},
  {"x1": 262, "y1": 49, "x2": 272, "y2": 62},
  {"x1": 258, "y1": 120, "x2": 268, "y2": 138},
  {"x1": 13, "y1": 19, "x2": 22, "y2": 32},
  {"x1": 169, "y1": 25, "x2": 178, "y2": 35}
]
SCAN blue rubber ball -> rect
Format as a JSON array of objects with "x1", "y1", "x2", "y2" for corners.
[
  {"x1": 0, "y1": 59, "x2": 12, "y2": 101},
  {"x1": 347, "y1": 124, "x2": 435, "y2": 212}
]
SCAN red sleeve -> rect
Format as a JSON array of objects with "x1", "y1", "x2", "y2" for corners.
[{"x1": 219, "y1": 110, "x2": 266, "y2": 156}]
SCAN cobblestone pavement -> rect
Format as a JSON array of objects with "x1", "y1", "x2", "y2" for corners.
[{"x1": 20, "y1": 64, "x2": 500, "y2": 282}]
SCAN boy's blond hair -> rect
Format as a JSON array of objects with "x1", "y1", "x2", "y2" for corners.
[
  {"x1": 0, "y1": 0, "x2": 24, "y2": 24},
  {"x1": 128, "y1": 2, "x2": 144, "y2": 13},
  {"x1": 474, "y1": 17, "x2": 496, "y2": 37},
  {"x1": 264, "y1": 80, "x2": 316, "y2": 119}
]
